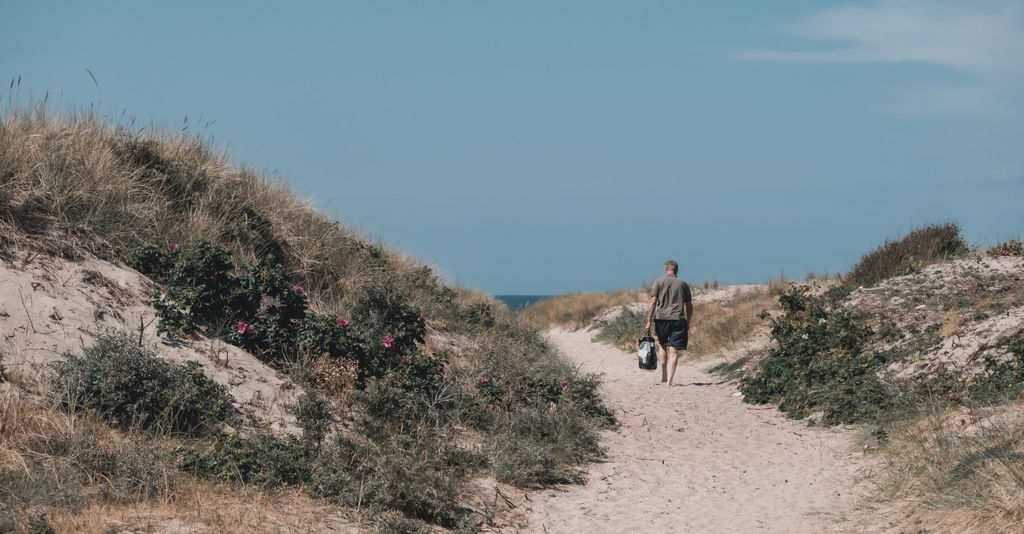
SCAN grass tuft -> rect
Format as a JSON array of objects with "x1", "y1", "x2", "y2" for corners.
[{"x1": 846, "y1": 223, "x2": 969, "y2": 286}]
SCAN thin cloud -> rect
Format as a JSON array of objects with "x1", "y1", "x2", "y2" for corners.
[{"x1": 740, "y1": 0, "x2": 1024, "y2": 119}]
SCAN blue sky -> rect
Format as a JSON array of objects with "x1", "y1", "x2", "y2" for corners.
[{"x1": 3, "y1": 1, "x2": 1022, "y2": 294}]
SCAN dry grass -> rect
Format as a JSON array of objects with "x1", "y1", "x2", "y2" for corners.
[
  {"x1": 593, "y1": 286, "x2": 778, "y2": 359},
  {"x1": 687, "y1": 288, "x2": 776, "y2": 358},
  {"x1": 987, "y1": 239, "x2": 1024, "y2": 257},
  {"x1": 50, "y1": 482, "x2": 365, "y2": 534},
  {"x1": 939, "y1": 309, "x2": 965, "y2": 338},
  {"x1": 846, "y1": 223, "x2": 969, "y2": 287},
  {"x1": 874, "y1": 402, "x2": 1024, "y2": 532},
  {"x1": 0, "y1": 351, "x2": 367, "y2": 534},
  {"x1": 0, "y1": 105, "x2": 451, "y2": 318},
  {"x1": 517, "y1": 289, "x2": 647, "y2": 330}
]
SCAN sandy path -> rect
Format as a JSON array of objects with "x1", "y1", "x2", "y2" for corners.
[{"x1": 521, "y1": 328, "x2": 868, "y2": 534}]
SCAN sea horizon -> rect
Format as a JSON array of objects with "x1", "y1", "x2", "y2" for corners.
[{"x1": 493, "y1": 294, "x2": 553, "y2": 310}]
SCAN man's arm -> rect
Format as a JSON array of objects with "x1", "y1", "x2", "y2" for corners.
[
  {"x1": 645, "y1": 296, "x2": 657, "y2": 332},
  {"x1": 684, "y1": 301, "x2": 693, "y2": 323}
]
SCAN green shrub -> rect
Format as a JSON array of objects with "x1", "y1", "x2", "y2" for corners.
[
  {"x1": 147, "y1": 241, "x2": 309, "y2": 346},
  {"x1": 292, "y1": 390, "x2": 333, "y2": 447},
  {"x1": 739, "y1": 288, "x2": 894, "y2": 424},
  {"x1": 296, "y1": 313, "x2": 360, "y2": 360},
  {"x1": 350, "y1": 371, "x2": 455, "y2": 443},
  {"x1": 175, "y1": 432, "x2": 309, "y2": 488},
  {"x1": 151, "y1": 240, "x2": 236, "y2": 338},
  {"x1": 846, "y1": 223, "x2": 969, "y2": 287},
  {"x1": 52, "y1": 331, "x2": 237, "y2": 436},
  {"x1": 128, "y1": 242, "x2": 173, "y2": 280},
  {"x1": 348, "y1": 281, "x2": 427, "y2": 382},
  {"x1": 144, "y1": 241, "x2": 430, "y2": 386}
]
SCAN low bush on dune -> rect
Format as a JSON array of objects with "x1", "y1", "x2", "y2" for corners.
[
  {"x1": 133, "y1": 240, "x2": 428, "y2": 388},
  {"x1": 845, "y1": 223, "x2": 969, "y2": 286},
  {"x1": 738, "y1": 288, "x2": 894, "y2": 424},
  {"x1": 738, "y1": 292, "x2": 1024, "y2": 426},
  {"x1": 52, "y1": 331, "x2": 237, "y2": 436}
]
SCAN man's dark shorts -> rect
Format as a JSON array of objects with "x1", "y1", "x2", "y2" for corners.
[{"x1": 654, "y1": 318, "x2": 688, "y2": 350}]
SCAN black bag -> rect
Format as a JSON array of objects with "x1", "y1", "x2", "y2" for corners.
[{"x1": 638, "y1": 332, "x2": 657, "y2": 370}]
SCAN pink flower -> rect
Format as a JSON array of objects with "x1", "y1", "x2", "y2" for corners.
[
  {"x1": 292, "y1": 284, "x2": 307, "y2": 295},
  {"x1": 169, "y1": 243, "x2": 180, "y2": 251},
  {"x1": 477, "y1": 376, "x2": 489, "y2": 384},
  {"x1": 401, "y1": 355, "x2": 412, "y2": 361},
  {"x1": 383, "y1": 336, "x2": 395, "y2": 348},
  {"x1": 237, "y1": 321, "x2": 253, "y2": 334},
  {"x1": 560, "y1": 381, "x2": 568, "y2": 390},
  {"x1": 336, "y1": 318, "x2": 349, "y2": 327},
  {"x1": 477, "y1": 521, "x2": 484, "y2": 527},
  {"x1": 418, "y1": 316, "x2": 426, "y2": 323}
]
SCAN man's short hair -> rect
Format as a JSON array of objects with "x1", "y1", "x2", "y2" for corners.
[{"x1": 665, "y1": 260, "x2": 678, "y2": 274}]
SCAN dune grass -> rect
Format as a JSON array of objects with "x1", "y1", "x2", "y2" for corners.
[
  {"x1": 517, "y1": 289, "x2": 647, "y2": 330},
  {"x1": 869, "y1": 400, "x2": 1024, "y2": 532},
  {"x1": 0, "y1": 104, "x2": 614, "y2": 532},
  {"x1": 845, "y1": 223, "x2": 969, "y2": 287}
]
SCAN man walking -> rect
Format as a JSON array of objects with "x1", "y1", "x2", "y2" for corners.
[{"x1": 644, "y1": 260, "x2": 693, "y2": 385}]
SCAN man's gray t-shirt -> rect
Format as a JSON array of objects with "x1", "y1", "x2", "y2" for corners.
[{"x1": 651, "y1": 274, "x2": 692, "y2": 320}]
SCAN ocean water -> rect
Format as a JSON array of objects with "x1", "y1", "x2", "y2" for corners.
[{"x1": 494, "y1": 295, "x2": 552, "y2": 310}]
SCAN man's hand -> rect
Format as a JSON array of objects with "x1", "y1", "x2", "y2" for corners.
[{"x1": 644, "y1": 320, "x2": 651, "y2": 333}]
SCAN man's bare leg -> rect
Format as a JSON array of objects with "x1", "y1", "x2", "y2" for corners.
[
  {"x1": 657, "y1": 343, "x2": 668, "y2": 382},
  {"x1": 666, "y1": 347, "x2": 679, "y2": 386}
]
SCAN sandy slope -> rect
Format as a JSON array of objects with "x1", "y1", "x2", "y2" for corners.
[
  {"x1": 521, "y1": 328, "x2": 870, "y2": 534},
  {"x1": 0, "y1": 249, "x2": 306, "y2": 429}
]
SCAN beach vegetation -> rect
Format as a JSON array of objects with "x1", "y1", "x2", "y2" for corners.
[
  {"x1": 518, "y1": 288, "x2": 647, "y2": 329},
  {"x1": 51, "y1": 330, "x2": 237, "y2": 436},
  {"x1": 845, "y1": 223, "x2": 969, "y2": 286},
  {"x1": 0, "y1": 105, "x2": 613, "y2": 531}
]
